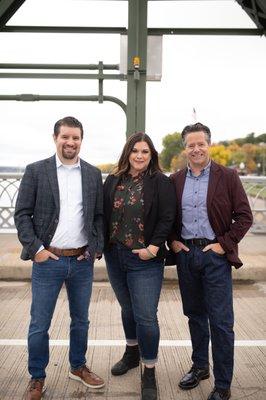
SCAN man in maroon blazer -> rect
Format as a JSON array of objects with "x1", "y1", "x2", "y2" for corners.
[{"x1": 169, "y1": 123, "x2": 253, "y2": 400}]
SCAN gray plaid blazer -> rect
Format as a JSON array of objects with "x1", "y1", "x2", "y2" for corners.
[{"x1": 14, "y1": 155, "x2": 104, "y2": 261}]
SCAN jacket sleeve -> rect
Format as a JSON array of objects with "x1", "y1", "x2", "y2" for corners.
[
  {"x1": 149, "y1": 175, "x2": 177, "y2": 247},
  {"x1": 217, "y1": 170, "x2": 253, "y2": 252},
  {"x1": 93, "y1": 170, "x2": 104, "y2": 254},
  {"x1": 14, "y1": 165, "x2": 43, "y2": 260},
  {"x1": 167, "y1": 173, "x2": 179, "y2": 243}
]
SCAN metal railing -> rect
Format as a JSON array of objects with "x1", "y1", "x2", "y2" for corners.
[
  {"x1": 240, "y1": 176, "x2": 266, "y2": 234},
  {"x1": 0, "y1": 173, "x2": 265, "y2": 233}
]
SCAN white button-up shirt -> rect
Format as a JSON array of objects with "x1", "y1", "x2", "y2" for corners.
[{"x1": 49, "y1": 154, "x2": 87, "y2": 249}]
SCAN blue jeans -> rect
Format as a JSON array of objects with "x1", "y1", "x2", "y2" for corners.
[
  {"x1": 177, "y1": 245, "x2": 234, "y2": 390},
  {"x1": 28, "y1": 256, "x2": 93, "y2": 379},
  {"x1": 104, "y1": 243, "x2": 164, "y2": 364}
]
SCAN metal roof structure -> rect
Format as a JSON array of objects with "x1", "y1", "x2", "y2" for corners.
[
  {"x1": 0, "y1": 0, "x2": 265, "y2": 136},
  {"x1": 1, "y1": 1, "x2": 266, "y2": 32},
  {"x1": 236, "y1": 0, "x2": 266, "y2": 30}
]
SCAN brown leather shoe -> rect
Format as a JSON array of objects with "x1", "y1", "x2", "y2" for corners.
[
  {"x1": 69, "y1": 365, "x2": 105, "y2": 389},
  {"x1": 24, "y1": 379, "x2": 46, "y2": 400}
]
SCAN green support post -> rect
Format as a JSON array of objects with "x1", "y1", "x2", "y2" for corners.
[{"x1": 126, "y1": 0, "x2": 148, "y2": 138}]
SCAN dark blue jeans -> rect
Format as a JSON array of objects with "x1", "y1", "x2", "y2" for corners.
[
  {"x1": 177, "y1": 245, "x2": 234, "y2": 390},
  {"x1": 28, "y1": 256, "x2": 93, "y2": 379},
  {"x1": 104, "y1": 243, "x2": 164, "y2": 364}
]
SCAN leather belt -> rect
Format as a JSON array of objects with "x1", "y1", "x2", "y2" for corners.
[
  {"x1": 47, "y1": 246, "x2": 87, "y2": 257},
  {"x1": 183, "y1": 238, "x2": 217, "y2": 247}
]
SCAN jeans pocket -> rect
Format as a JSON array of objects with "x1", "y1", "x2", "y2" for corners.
[
  {"x1": 209, "y1": 249, "x2": 226, "y2": 258},
  {"x1": 34, "y1": 258, "x2": 50, "y2": 265},
  {"x1": 34, "y1": 257, "x2": 59, "y2": 265}
]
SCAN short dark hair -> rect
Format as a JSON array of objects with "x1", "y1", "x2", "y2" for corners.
[
  {"x1": 113, "y1": 132, "x2": 162, "y2": 176},
  {"x1": 181, "y1": 122, "x2": 211, "y2": 145},
  {"x1": 53, "y1": 116, "x2": 84, "y2": 139}
]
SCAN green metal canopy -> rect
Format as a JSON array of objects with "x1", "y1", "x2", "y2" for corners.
[
  {"x1": 236, "y1": 0, "x2": 266, "y2": 30},
  {"x1": 1, "y1": 1, "x2": 266, "y2": 32},
  {"x1": 0, "y1": 0, "x2": 265, "y2": 137}
]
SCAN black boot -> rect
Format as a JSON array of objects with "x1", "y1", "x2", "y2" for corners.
[
  {"x1": 111, "y1": 345, "x2": 140, "y2": 376},
  {"x1": 141, "y1": 366, "x2": 157, "y2": 400}
]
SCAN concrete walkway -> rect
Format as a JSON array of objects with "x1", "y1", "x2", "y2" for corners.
[
  {"x1": 0, "y1": 232, "x2": 266, "y2": 281},
  {"x1": 0, "y1": 280, "x2": 265, "y2": 400}
]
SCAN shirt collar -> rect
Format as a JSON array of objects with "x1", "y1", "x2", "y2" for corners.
[
  {"x1": 187, "y1": 159, "x2": 211, "y2": 177},
  {"x1": 55, "y1": 154, "x2": 80, "y2": 169}
]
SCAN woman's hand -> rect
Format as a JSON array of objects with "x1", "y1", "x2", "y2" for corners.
[{"x1": 132, "y1": 245, "x2": 159, "y2": 260}]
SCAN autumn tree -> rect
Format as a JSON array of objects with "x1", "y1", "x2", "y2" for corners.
[
  {"x1": 170, "y1": 150, "x2": 187, "y2": 172},
  {"x1": 209, "y1": 144, "x2": 231, "y2": 166},
  {"x1": 97, "y1": 163, "x2": 116, "y2": 173}
]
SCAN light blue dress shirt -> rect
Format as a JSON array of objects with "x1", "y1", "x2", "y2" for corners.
[{"x1": 181, "y1": 162, "x2": 216, "y2": 240}]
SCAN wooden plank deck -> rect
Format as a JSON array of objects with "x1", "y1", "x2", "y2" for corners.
[{"x1": 0, "y1": 281, "x2": 265, "y2": 399}]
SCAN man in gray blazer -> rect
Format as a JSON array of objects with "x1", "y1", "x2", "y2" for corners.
[{"x1": 15, "y1": 116, "x2": 104, "y2": 400}]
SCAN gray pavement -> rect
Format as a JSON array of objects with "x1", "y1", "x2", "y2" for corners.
[
  {"x1": 0, "y1": 232, "x2": 265, "y2": 281},
  {"x1": 0, "y1": 280, "x2": 265, "y2": 399}
]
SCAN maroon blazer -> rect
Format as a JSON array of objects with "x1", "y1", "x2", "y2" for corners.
[{"x1": 169, "y1": 161, "x2": 253, "y2": 268}]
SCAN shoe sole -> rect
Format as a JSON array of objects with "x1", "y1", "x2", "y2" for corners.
[
  {"x1": 111, "y1": 363, "x2": 140, "y2": 376},
  {"x1": 69, "y1": 372, "x2": 105, "y2": 389},
  {"x1": 178, "y1": 373, "x2": 210, "y2": 390}
]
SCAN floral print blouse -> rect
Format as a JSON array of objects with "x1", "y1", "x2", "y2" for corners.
[{"x1": 109, "y1": 172, "x2": 145, "y2": 249}]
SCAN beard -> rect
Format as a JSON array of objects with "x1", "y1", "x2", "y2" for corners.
[{"x1": 62, "y1": 147, "x2": 77, "y2": 160}]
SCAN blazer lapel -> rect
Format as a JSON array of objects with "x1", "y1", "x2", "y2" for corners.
[
  {"x1": 207, "y1": 161, "x2": 221, "y2": 210},
  {"x1": 80, "y1": 160, "x2": 93, "y2": 216},
  {"x1": 144, "y1": 174, "x2": 155, "y2": 217},
  {"x1": 46, "y1": 155, "x2": 60, "y2": 211},
  {"x1": 176, "y1": 169, "x2": 187, "y2": 205},
  {"x1": 109, "y1": 176, "x2": 120, "y2": 209}
]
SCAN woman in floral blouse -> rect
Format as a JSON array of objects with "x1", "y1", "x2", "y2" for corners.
[{"x1": 103, "y1": 132, "x2": 176, "y2": 400}]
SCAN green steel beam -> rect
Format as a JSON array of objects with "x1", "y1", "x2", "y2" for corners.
[
  {"x1": 0, "y1": 94, "x2": 127, "y2": 114},
  {"x1": 126, "y1": 0, "x2": 147, "y2": 137},
  {"x1": 0, "y1": 0, "x2": 26, "y2": 28},
  {"x1": 0, "y1": 73, "x2": 124, "y2": 79},
  {"x1": 0, "y1": 63, "x2": 119, "y2": 70},
  {"x1": 149, "y1": 27, "x2": 265, "y2": 36},
  {"x1": 1, "y1": 26, "x2": 264, "y2": 36},
  {"x1": 0, "y1": 26, "x2": 127, "y2": 34},
  {"x1": 236, "y1": 0, "x2": 266, "y2": 30}
]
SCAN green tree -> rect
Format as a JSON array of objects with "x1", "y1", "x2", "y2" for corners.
[
  {"x1": 160, "y1": 132, "x2": 183, "y2": 171},
  {"x1": 254, "y1": 133, "x2": 266, "y2": 143}
]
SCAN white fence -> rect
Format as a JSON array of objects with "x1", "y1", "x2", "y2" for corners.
[{"x1": 0, "y1": 173, "x2": 265, "y2": 233}]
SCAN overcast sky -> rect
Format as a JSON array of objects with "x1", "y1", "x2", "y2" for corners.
[{"x1": 0, "y1": 0, "x2": 266, "y2": 167}]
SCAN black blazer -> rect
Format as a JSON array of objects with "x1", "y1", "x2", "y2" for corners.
[{"x1": 103, "y1": 171, "x2": 177, "y2": 259}]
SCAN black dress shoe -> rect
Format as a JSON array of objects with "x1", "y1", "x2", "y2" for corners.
[
  {"x1": 178, "y1": 366, "x2": 210, "y2": 390},
  {"x1": 207, "y1": 387, "x2": 231, "y2": 400},
  {"x1": 111, "y1": 345, "x2": 140, "y2": 376}
]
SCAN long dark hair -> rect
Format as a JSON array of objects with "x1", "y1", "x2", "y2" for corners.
[{"x1": 113, "y1": 132, "x2": 162, "y2": 177}]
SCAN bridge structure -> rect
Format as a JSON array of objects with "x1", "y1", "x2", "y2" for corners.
[{"x1": 0, "y1": 0, "x2": 265, "y2": 136}]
